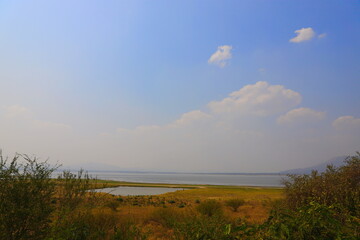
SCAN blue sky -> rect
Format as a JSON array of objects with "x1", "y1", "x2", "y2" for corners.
[{"x1": 0, "y1": 1, "x2": 359, "y2": 172}]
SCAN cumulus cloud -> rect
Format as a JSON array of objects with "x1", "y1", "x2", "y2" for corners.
[
  {"x1": 318, "y1": 33, "x2": 327, "y2": 39},
  {"x1": 277, "y1": 107, "x2": 325, "y2": 125},
  {"x1": 2, "y1": 105, "x2": 71, "y2": 131},
  {"x1": 0, "y1": 105, "x2": 73, "y2": 165},
  {"x1": 4, "y1": 105, "x2": 33, "y2": 118},
  {"x1": 208, "y1": 45, "x2": 232, "y2": 67},
  {"x1": 208, "y1": 81, "x2": 302, "y2": 116},
  {"x1": 108, "y1": 82, "x2": 320, "y2": 172},
  {"x1": 3, "y1": 84, "x2": 359, "y2": 173},
  {"x1": 290, "y1": 27, "x2": 315, "y2": 43},
  {"x1": 173, "y1": 110, "x2": 211, "y2": 126},
  {"x1": 332, "y1": 116, "x2": 360, "y2": 130}
]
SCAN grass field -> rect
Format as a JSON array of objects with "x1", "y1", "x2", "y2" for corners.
[{"x1": 91, "y1": 180, "x2": 284, "y2": 239}]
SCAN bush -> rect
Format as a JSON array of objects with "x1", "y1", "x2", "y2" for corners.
[
  {"x1": 148, "y1": 207, "x2": 182, "y2": 228},
  {"x1": 283, "y1": 153, "x2": 360, "y2": 217},
  {"x1": 113, "y1": 219, "x2": 148, "y2": 240},
  {"x1": 225, "y1": 198, "x2": 245, "y2": 212},
  {"x1": 0, "y1": 151, "x2": 112, "y2": 240},
  {"x1": 196, "y1": 199, "x2": 223, "y2": 217},
  {"x1": 50, "y1": 170, "x2": 106, "y2": 240},
  {"x1": 262, "y1": 201, "x2": 359, "y2": 240},
  {"x1": 172, "y1": 214, "x2": 236, "y2": 240},
  {"x1": 0, "y1": 152, "x2": 57, "y2": 240},
  {"x1": 106, "y1": 199, "x2": 120, "y2": 211},
  {"x1": 259, "y1": 153, "x2": 360, "y2": 239}
]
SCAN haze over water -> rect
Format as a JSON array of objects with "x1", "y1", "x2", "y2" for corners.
[
  {"x1": 85, "y1": 172, "x2": 284, "y2": 187},
  {"x1": 1, "y1": 1, "x2": 359, "y2": 173}
]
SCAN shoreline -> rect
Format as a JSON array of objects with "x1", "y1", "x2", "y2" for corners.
[{"x1": 93, "y1": 179, "x2": 284, "y2": 189}]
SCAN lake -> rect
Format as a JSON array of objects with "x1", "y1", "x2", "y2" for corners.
[
  {"x1": 93, "y1": 186, "x2": 185, "y2": 196},
  {"x1": 77, "y1": 171, "x2": 285, "y2": 187}
]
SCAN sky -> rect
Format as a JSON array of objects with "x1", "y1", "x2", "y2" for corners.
[{"x1": 0, "y1": 0, "x2": 359, "y2": 172}]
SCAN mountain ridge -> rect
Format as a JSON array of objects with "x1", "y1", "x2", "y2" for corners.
[{"x1": 279, "y1": 156, "x2": 347, "y2": 175}]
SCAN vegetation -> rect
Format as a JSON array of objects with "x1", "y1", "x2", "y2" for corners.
[
  {"x1": 225, "y1": 198, "x2": 245, "y2": 212},
  {"x1": 0, "y1": 153, "x2": 57, "y2": 240},
  {"x1": 196, "y1": 199, "x2": 223, "y2": 217},
  {"x1": 262, "y1": 152, "x2": 360, "y2": 239},
  {"x1": 0, "y1": 150, "x2": 359, "y2": 239}
]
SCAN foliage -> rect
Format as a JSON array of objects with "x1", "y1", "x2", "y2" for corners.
[
  {"x1": 172, "y1": 215, "x2": 235, "y2": 240},
  {"x1": 0, "y1": 152, "x2": 57, "y2": 240},
  {"x1": 283, "y1": 152, "x2": 360, "y2": 217},
  {"x1": 0, "y1": 151, "x2": 118, "y2": 240},
  {"x1": 1, "y1": 151, "x2": 359, "y2": 239},
  {"x1": 112, "y1": 219, "x2": 148, "y2": 240},
  {"x1": 196, "y1": 199, "x2": 223, "y2": 217},
  {"x1": 260, "y1": 153, "x2": 360, "y2": 239},
  {"x1": 148, "y1": 207, "x2": 183, "y2": 228},
  {"x1": 260, "y1": 201, "x2": 359, "y2": 240},
  {"x1": 50, "y1": 170, "x2": 115, "y2": 240},
  {"x1": 105, "y1": 199, "x2": 121, "y2": 211},
  {"x1": 225, "y1": 198, "x2": 245, "y2": 212}
]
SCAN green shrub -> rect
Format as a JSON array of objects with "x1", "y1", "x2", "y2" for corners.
[
  {"x1": 225, "y1": 198, "x2": 245, "y2": 212},
  {"x1": 148, "y1": 207, "x2": 182, "y2": 228},
  {"x1": 283, "y1": 153, "x2": 360, "y2": 216},
  {"x1": 196, "y1": 199, "x2": 223, "y2": 217},
  {"x1": 113, "y1": 220, "x2": 148, "y2": 240},
  {"x1": 106, "y1": 199, "x2": 120, "y2": 211},
  {"x1": 0, "y1": 151, "x2": 117, "y2": 240},
  {"x1": 0, "y1": 152, "x2": 57, "y2": 240},
  {"x1": 172, "y1": 214, "x2": 236, "y2": 240},
  {"x1": 178, "y1": 203, "x2": 186, "y2": 208},
  {"x1": 262, "y1": 201, "x2": 359, "y2": 240},
  {"x1": 259, "y1": 153, "x2": 360, "y2": 239},
  {"x1": 55, "y1": 170, "x2": 98, "y2": 212},
  {"x1": 50, "y1": 169, "x2": 105, "y2": 240}
]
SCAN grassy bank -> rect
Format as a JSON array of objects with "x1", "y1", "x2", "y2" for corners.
[
  {"x1": 3, "y1": 153, "x2": 358, "y2": 239},
  {"x1": 94, "y1": 180, "x2": 284, "y2": 227}
]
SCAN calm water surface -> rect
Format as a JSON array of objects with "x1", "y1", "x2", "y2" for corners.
[
  {"x1": 81, "y1": 172, "x2": 285, "y2": 187},
  {"x1": 94, "y1": 186, "x2": 184, "y2": 196}
]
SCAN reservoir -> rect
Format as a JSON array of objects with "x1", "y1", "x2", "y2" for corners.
[
  {"x1": 93, "y1": 186, "x2": 185, "y2": 196},
  {"x1": 81, "y1": 171, "x2": 285, "y2": 187}
]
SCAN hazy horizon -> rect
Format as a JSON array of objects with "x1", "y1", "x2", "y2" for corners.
[{"x1": 0, "y1": 1, "x2": 359, "y2": 172}]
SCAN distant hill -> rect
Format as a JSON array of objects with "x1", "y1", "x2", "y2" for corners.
[{"x1": 280, "y1": 156, "x2": 347, "y2": 175}]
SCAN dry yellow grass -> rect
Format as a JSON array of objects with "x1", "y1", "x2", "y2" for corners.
[{"x1": 97, "y1": 183, "x2": 284, "y2": 229}]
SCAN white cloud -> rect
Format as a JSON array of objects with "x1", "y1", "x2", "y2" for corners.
[
  {"x1": 208, "y1": 45, "x2": 232, "y2": 67},
  {"x1": 2, "y1": 105, "x2": 71, "y2": 131},
  {"x1": 318, "y1": 33, "x2": 327, "y2": 39},
  {"x1": 277, "y1": 107, "x2": 325, "y2": 125},
  {"x1": 332, "y1": 116, "x2": 360, "y2": 130},
  {"x1": 116, "y1": 128, "x2": 130, "y2": 134},
  {"x1": 290, "y1": 27, "x2": 315, "y2": 43},
  {"x1": 4, "y1": 105, "x2": 32, "y2": 118},
  {"x1": 208, "y1": 81, "x2": 302, "y2": 116},
  {"x1": 173, "y1": 110, "x2": 211, "y2": 126},
  {"x1": 3, "y1": 85, "x2": 359, "y2": 173},
  {"x1": 134, "y1": 125, "x2": 161, "y2": 132},
  {"x1": 0, "y1": 105, "x2": 73, "y2": 165}
]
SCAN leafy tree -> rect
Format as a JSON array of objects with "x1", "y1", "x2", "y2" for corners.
[
  {"x1": 0, "y1": 152, "x2": 57, "y2": 240},
  {"x1": 283, "y1": 152, "x2": 360, "y2": 217},
  {"x1": 260, "y1": 153, "x2": 360, "y2": 239}
]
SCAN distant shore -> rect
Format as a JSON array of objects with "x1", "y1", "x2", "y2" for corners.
[{"x1": 92, "y1": 179, "x2": 284, "y2": 189}]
